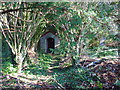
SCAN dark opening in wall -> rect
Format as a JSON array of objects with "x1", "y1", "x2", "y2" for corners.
[{"x1": 47, "y1": 38, "x2": 55, "y2": 53}]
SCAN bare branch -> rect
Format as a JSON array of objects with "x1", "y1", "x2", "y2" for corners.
[{"x1": 8, "y1": 13, "x2": 32, "y2": 22}]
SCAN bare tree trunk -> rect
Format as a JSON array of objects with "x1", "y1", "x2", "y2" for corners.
[{"x1": 16, "y1": 53, "x2": 25, "y2": 74}]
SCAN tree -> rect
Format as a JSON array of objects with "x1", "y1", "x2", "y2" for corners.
[
  {"x1": 52, "y1": 2, "x2": 119, "y2": 65},
  {"x1": 0, "y1": 2, "x2": 47, "y2": 73}
]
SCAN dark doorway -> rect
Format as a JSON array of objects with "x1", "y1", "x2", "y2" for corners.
[{"x1": 47, "y1": 38, "x2": 55, "y2": 53}]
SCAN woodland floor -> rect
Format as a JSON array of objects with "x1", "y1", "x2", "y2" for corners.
[{"x1": 0, "y1": 58, "x2": 120, "y2": 90}]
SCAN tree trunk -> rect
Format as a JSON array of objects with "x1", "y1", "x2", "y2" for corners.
[{"x1": 16, "y1": 53, "x2": 24, "y2": 74}]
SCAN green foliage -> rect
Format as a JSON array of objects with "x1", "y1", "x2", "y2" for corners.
[
  {"x1": 96, "y1": 81, "x2": 103, "y2": 88},
  {"x1": 89, "y1": 45, "x2": 117, "y2": 58},
  {"x1": 25, "y1": 53, "x2": 58, "y2": 75},
  {"x1": 1, "y1": 37, "x2": 12, "y2": 58},
  {"x1": 53, "y1": 2, "x2": 118, "y2": 64},
  {"x1": 37, "y1": 54, "x2": 54, "y2": 70},
  {"x1": 2, "y1": 61, "x2": 17, "y2": 74},
  {"x1": 52, "y1": 67, "x2": 100, "y2": 89}
]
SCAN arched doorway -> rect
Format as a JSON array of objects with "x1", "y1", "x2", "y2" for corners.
[
  {"x1": 40, "y1": 32, "x2": 60, "y2": 53},
  {"x1": 47, "y1": 38, "x2": 55, "y2": 53}
]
